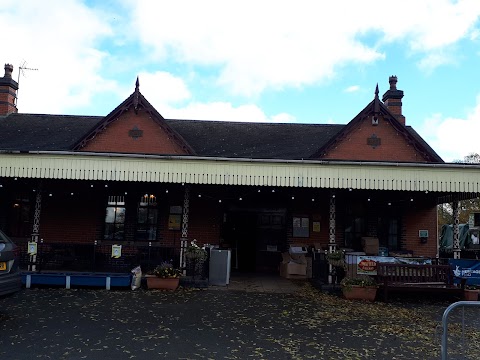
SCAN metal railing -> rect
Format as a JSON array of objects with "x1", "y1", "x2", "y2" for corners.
[
  {"x1": 441, "y1": 301, "x2": 480, "y2": 360},
  {"x1": 17, "y1": 240, "x2": 177, "y2": 274}
]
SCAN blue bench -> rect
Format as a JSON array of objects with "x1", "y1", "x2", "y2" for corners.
[{"x1": 22, "y1": 272, "x2": 131, "y2": 290}]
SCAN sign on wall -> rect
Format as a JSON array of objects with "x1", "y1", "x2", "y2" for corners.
[
  {"x1": 449, "y1": 259, "x2": 480, "y2": 286},
  {"x1": 111, "y1": 244, "x2": 122, "y2": 258},
  {"x1": 168, "y1": 215, "x2": 182, "y2": 230},
  {"x1": 27, "y1": 242, "x2": 37, "y2": 255}
]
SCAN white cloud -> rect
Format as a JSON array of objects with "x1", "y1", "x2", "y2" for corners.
[
  {"x1": 128, "y1": 0, "x2": 480, "y2": 96},
  {"x1": 0, "y1": 0, "x2": 116, "y2": 114},
  {"x1": 124, "y1": 70, "x2": 296, "y2": 122},
  {"x1": 417, "y1": 51, "x2": 457, "y2": 73},
  {"x1": 160, "y1": 101, "x2": 296, "y2": 123},
  {"x1": 138, "y1": 71, "x2": 191, "y2": 105},
  {"x1": 129, "y1": 0, "x2": 385, "y2": 96},
  {"x1": 345, "y1": 85, "x2": 360, "y2": 93},
  {"x1": 420, "y1": 97, "x2": 480, "y2": 162},
  {"x1": 1, "y1": 0, "x2": 479, "y2": 119}
]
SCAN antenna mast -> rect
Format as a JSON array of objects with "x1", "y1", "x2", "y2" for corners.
[{"x1": 16, "y1": 61, "x2": 38, "y2": 106}]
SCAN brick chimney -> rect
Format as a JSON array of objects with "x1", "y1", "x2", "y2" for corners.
[
  {"x1": 382, "y1": 75, "x2": 405, "y2": 125},
  {"x1": 0, "y1": 64, "x2": 19, "y2": 115}
]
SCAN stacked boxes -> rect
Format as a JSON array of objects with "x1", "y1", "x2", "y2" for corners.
[
  {"x1": 361, "y1": 237, "x2": 379, "y2": 255},
  {"x1": 279, "y1": 245, "x2": 308, "y2": 279}
]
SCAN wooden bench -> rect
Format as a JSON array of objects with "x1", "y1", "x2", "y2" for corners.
[{"x1": 376, "y1": 263, "x2": 463, "y2": 302}]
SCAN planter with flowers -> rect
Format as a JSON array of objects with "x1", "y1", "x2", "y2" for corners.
[
  {"x1": 184, "y1": 240, "x2": 208, "y2": 279},
  {"x1": 340, "y1": 275, "x2": 378, "y2": 301},
  {"x1": 146, "y1": 261, "x2": 182, "y2": 290},
  {"x1": 464, "y1": 285, "x2": 479, "y2": 301}
]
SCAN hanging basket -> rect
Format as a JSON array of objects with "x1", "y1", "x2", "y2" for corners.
[{"x1": 328, "y1": 259, "x2": 345, "y2": 268}]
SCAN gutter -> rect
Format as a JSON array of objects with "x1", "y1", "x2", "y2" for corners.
[{"x1": 3, "y1": 150, "x2": 479, "y2": 170}]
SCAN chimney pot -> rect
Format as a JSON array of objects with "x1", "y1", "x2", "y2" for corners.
[
  {"x1": 4, "y1": 64, "x2": 13, "y2": 78},
  {"x1": 389, "y1": 75, "x2": 397, "y2": 90},
  {"x1": 382, "y1": 75, "x2": 405, "y2": 125}
]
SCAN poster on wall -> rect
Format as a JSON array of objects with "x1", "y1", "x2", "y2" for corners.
[
  {"x1": 168, "y1": 214, "x2": 182, "y2": 230},
  {"x1": 27, "y1": 242, "x2": 37, "y2": 255},
  {"x1": 111, "y1": 244, "x2": 122, "y2": 258}
]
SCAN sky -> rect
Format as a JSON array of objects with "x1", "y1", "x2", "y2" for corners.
[{"x1": 1, "y1": 0, "x2": 480, "y2": 162}]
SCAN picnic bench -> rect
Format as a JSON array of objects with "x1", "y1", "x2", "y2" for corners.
[{"x1": 376, "y1": 263, "x2": 463, "y2": 302}]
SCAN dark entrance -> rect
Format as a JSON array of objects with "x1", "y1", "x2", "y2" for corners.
[{"x1": 223, "y1": 208, "x2": 287, "y2": 273}]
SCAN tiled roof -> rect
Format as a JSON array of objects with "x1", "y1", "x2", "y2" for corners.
[
  {"x1": 0, "y1": 111, "x2": 442, "y2": 162},
  {"x1": 0, "y1": 113, "x2": 344, "y2": 159},
  {"x1": 0, "y1": 113, "x2": 100, "y2": 151},
  {"x1": 167, "y1": 120, "x2": 344, "y2": 159}
]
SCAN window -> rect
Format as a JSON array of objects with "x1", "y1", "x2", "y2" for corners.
[
  {"x1": 9, "y1": 194, "x2": 31, "y2": 237},
  {"x1": 292, "y1": 216, "x2": 309, "y2": 237},
  {"x1": 136, "y1": 194, "x2": 158, "y2": 241},
  {"x1": 104, "y1": 196, "x2": 126, "y2": 240}
]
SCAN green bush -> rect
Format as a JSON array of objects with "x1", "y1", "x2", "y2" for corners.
[{"x1": 340, "y1": 275, "x2": 377, "y2": 288}]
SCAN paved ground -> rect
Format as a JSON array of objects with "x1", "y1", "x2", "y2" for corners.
[
  {"x1": 209, "y1": 274, "x2": 303, "y2": 293},
  {"x1": 1, "y1": 281, "x2": 480, "y2": 360}
]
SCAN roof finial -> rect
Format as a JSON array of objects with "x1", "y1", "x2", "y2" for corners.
[
  {"x1": 133, "y1": 76, "x2": 140, "y2": 113},
  {"x1": 373, "y1": 83, "x2": 380, "y2": 114}
]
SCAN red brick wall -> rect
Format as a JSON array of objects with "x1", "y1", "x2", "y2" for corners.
[
  {"x1": 0, "y1": 85, "x2": 17, "y2": 115},
  {"x1": 39, "y1": 190, "x2": 102, "y2": 243},
  {"x1": 81, "y1": 108, "x2": 189, "y2": 155},
  {"x1": 287, "y1": 201, "x2": 330, "y2": 249},
  {"x1": 321, "y1": 115, "x2": 426, "y2": 162},
  {"x1": 185, "y1": 196, "x2": 222, "y2": 246},
  {"x1": 403, "y1": 203, "x2": 438, "y2": 257},
  {"x1": 6, "y1": 179, "x2": 438, "y2": 259}
]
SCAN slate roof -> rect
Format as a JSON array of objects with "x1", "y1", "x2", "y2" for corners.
[
  {"x1": 0, "y1": 112, "x2": 344, "y2": 159},
  {"x1": 0, "y1": 111, "x2": 443, "y2": 161},
  {"x1": 167, "y1": 120, "x2": 344, "y2": 159},
  {"x1": 0, "y1": 113, "x2": 101, "y2": 151}
]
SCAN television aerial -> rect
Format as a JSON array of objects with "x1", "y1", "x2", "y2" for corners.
[{"x1": 15, "y1": 61, "x2": 38, "y2": 106}]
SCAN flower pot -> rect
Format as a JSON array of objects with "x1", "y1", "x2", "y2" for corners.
[
  {"x1": 146, "y1": 276, "x2": 180, "y2": 290},
  {"x1": 464, "y1": 289, "x2": 479, "y2": 301},
  {"x1": 342, "y1": 285, "x2": 378, "y2": 301}
]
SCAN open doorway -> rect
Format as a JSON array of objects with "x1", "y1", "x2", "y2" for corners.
[{"x1": 223, "y1": 209, "x2": 287, "y2": 273}]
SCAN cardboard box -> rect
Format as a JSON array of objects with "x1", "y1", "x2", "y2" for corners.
[
  {"x1": 279, "y1": 252, "x2": 307, "y2": 279},
  {"x1": 361, "y1": 237, "x2": 379, "y2": 255}
]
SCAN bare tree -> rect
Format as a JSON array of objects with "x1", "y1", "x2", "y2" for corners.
[{"x1": 438, "y1": 153, "x2": 480, "y2": 228}]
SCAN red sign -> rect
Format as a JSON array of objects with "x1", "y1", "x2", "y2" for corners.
[{"x1": 358, "y1": 259, "x2": 377, "y2": 272}]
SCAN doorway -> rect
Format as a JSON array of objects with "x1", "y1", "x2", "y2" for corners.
[{"x1": 223, "y1": 208, "x2": 287, "y2": 273}]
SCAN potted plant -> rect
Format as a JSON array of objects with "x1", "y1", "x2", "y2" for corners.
[
  {"x1": 340, "y1": 275, "x2": 378, "y2": 301},
  {"x1": 146, "y1": 261, "x2": 182, "y2": 290},
  {"x1": 464, "y1": 284, "x2": 479, "y2": 301}
]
